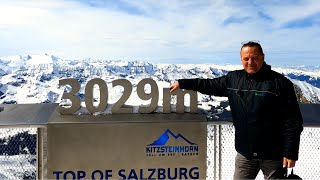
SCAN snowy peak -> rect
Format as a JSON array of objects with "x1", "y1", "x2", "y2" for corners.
[
  {"x1": 0, "y1": 53, "x2": 59, "y2": 76},
  {"x1": 25, "y1": 54, "x2": 57, "y2": 65},
  {"x1": 0, "y1": 55, "x2": 23, "y2": 62},
  {"x1": 292, "y1": 79, "x2": 320, "y2": 103},
  {"x1": 0, "y1": 54, "x2": 320, "y2": 106},
  {"x1": 0, "y1": 53, "x2": 58, "y2": 66}
]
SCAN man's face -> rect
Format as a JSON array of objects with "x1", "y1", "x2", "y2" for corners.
[{"x1": 241, "y1": 46, "x2": 264, "y2": 74}]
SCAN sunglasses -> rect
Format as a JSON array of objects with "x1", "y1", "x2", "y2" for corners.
[{"x1": 241, "y1": 40, "x2": 261, "y2": 45}]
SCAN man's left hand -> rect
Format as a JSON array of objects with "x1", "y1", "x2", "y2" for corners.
[{"x1": 283, "y1": 157, "x2": 296, "y2": 168}]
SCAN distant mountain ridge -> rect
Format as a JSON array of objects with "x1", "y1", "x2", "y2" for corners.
[{"x1": 0, "y1": 54, "x2": 320, "y2": 107}]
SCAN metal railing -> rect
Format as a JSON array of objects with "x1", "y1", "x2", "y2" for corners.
[
  {"x1": 0, "y1": 103, "x2": 319, "y2": 179},
  {"x1": 207, "y1": 122, "x2": 320, "y2": 180},
  {"x1": 0, "y1": 124, "x2": 319, "y2": 180},
  {"x1": 0, "y1": 128, "x2": 37, "y2": 179}
]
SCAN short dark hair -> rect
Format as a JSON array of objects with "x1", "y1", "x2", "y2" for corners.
[{"x1": 241, "y1": 41, "x2": 264, "y2": 55}]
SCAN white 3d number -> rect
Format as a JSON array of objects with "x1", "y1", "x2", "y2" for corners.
[
  {"x1": 59, "y1": 78, "x2": 197, "y2": 114},
  {"x1": 85, "y1": 78, "x2": 108, "y2": 114},
  {"x1": 59, "y1": 78, "x2": 81, "y2": 115},
  {"x1": 111, "y1": 79, "x2": 133, "y2": 114},
  {"x1": 137, "y1": 78, "x2": 159, "y2": 113}
]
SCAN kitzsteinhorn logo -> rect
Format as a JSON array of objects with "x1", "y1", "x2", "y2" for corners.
[
  {"x1": 146, "y1": 129, "x2": 198, "y2": 157},
  {"x1": 255, "y1": 92, "x2": 268, "y2": 97}
]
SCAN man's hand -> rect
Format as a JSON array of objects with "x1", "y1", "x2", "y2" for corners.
[
  {"x1": 170, "y1": 82, "x2": 180, "y2": 92},
  {"x1": 283, "y1": 157, "x2": 296, "y2": 168}
]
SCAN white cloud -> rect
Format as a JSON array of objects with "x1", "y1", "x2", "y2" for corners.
[
  {"x1": 0, "y1": 0, "x2": 319, "y2": 65},
  {"x1": 256, "y1": 0, "x2": 320, "y2": 26}
]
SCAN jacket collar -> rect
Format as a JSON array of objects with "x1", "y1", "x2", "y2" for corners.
[{"x1": 246, "y1": 62, "x2": 271, "y2": 80}]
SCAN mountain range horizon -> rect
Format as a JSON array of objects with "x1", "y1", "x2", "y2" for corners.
[{"x1": 1, "y1": 53, "x2": 320, "y2": 117}]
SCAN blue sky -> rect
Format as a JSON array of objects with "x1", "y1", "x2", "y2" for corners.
[{"x1": 0, "y1": 0, "x2": 319, "y2": 66}]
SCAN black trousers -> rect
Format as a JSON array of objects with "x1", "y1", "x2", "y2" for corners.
[{"x1": 233, "y1": 153, "x2": 284, "y2": 179}]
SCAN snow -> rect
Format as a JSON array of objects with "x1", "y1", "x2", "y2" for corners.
[
  {"x1": 0, "y1": 53, "x2": 319, "y2": 113},
  {"x1": 25, "y1": 53, "x2": 54, "y2": 65},
  {"x1": 273, "y1": 67, "x2": 320, "y2": 78},
  {"x1": 0, "y1": 155, "x2": 36, "y2": 179},
  {"x1": 0, "y1": 54, "x2": 320, "y2": 179},
  {"x1": 291, "y1": 79, "x2": 320, "y2": 103},
  {"x1": 0, "y1": 128, "x2": 36, "y2": 139}
]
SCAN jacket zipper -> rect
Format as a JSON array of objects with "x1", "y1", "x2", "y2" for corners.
[{"x1": 246, "y1": 78, "x2": 254, "y2": 157}]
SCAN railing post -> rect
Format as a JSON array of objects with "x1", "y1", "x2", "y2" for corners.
[
  {"x1": 213, "y1": 125, "x2": 217, "y2": 180},
  {"x1": 37, "y1": 128, "x2": 44, "y2": 180},
  {"x1": 219, "y1": 125, "x2": 222, "y2": 180}
]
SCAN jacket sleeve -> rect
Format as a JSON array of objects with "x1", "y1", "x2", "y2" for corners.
[
  {"x1": 282, "y1": 79, "x2": 304, "y2": 160},
  {"x1": 178, "y1": 75, "x2": 228, "y2": 97}
]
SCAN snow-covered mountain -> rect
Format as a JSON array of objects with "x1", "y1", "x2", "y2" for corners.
[
  {"x1": 1, "y1": 54, "x2": 320, "y2": 114},
  {"x1": 0, "y1": 54, "x2": 319, "y2": 179}
]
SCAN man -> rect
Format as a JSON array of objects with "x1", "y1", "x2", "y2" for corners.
[{"x1": 170, "y1": 41, "x2": 303, "y2": 179}]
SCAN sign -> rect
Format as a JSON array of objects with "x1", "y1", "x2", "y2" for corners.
[
  {"x1": 46, "y1": 115, "x2": 207, "y2": 179},
  {"x1": 59, "y1": 78, "x2": 198, "y2": 114}
]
